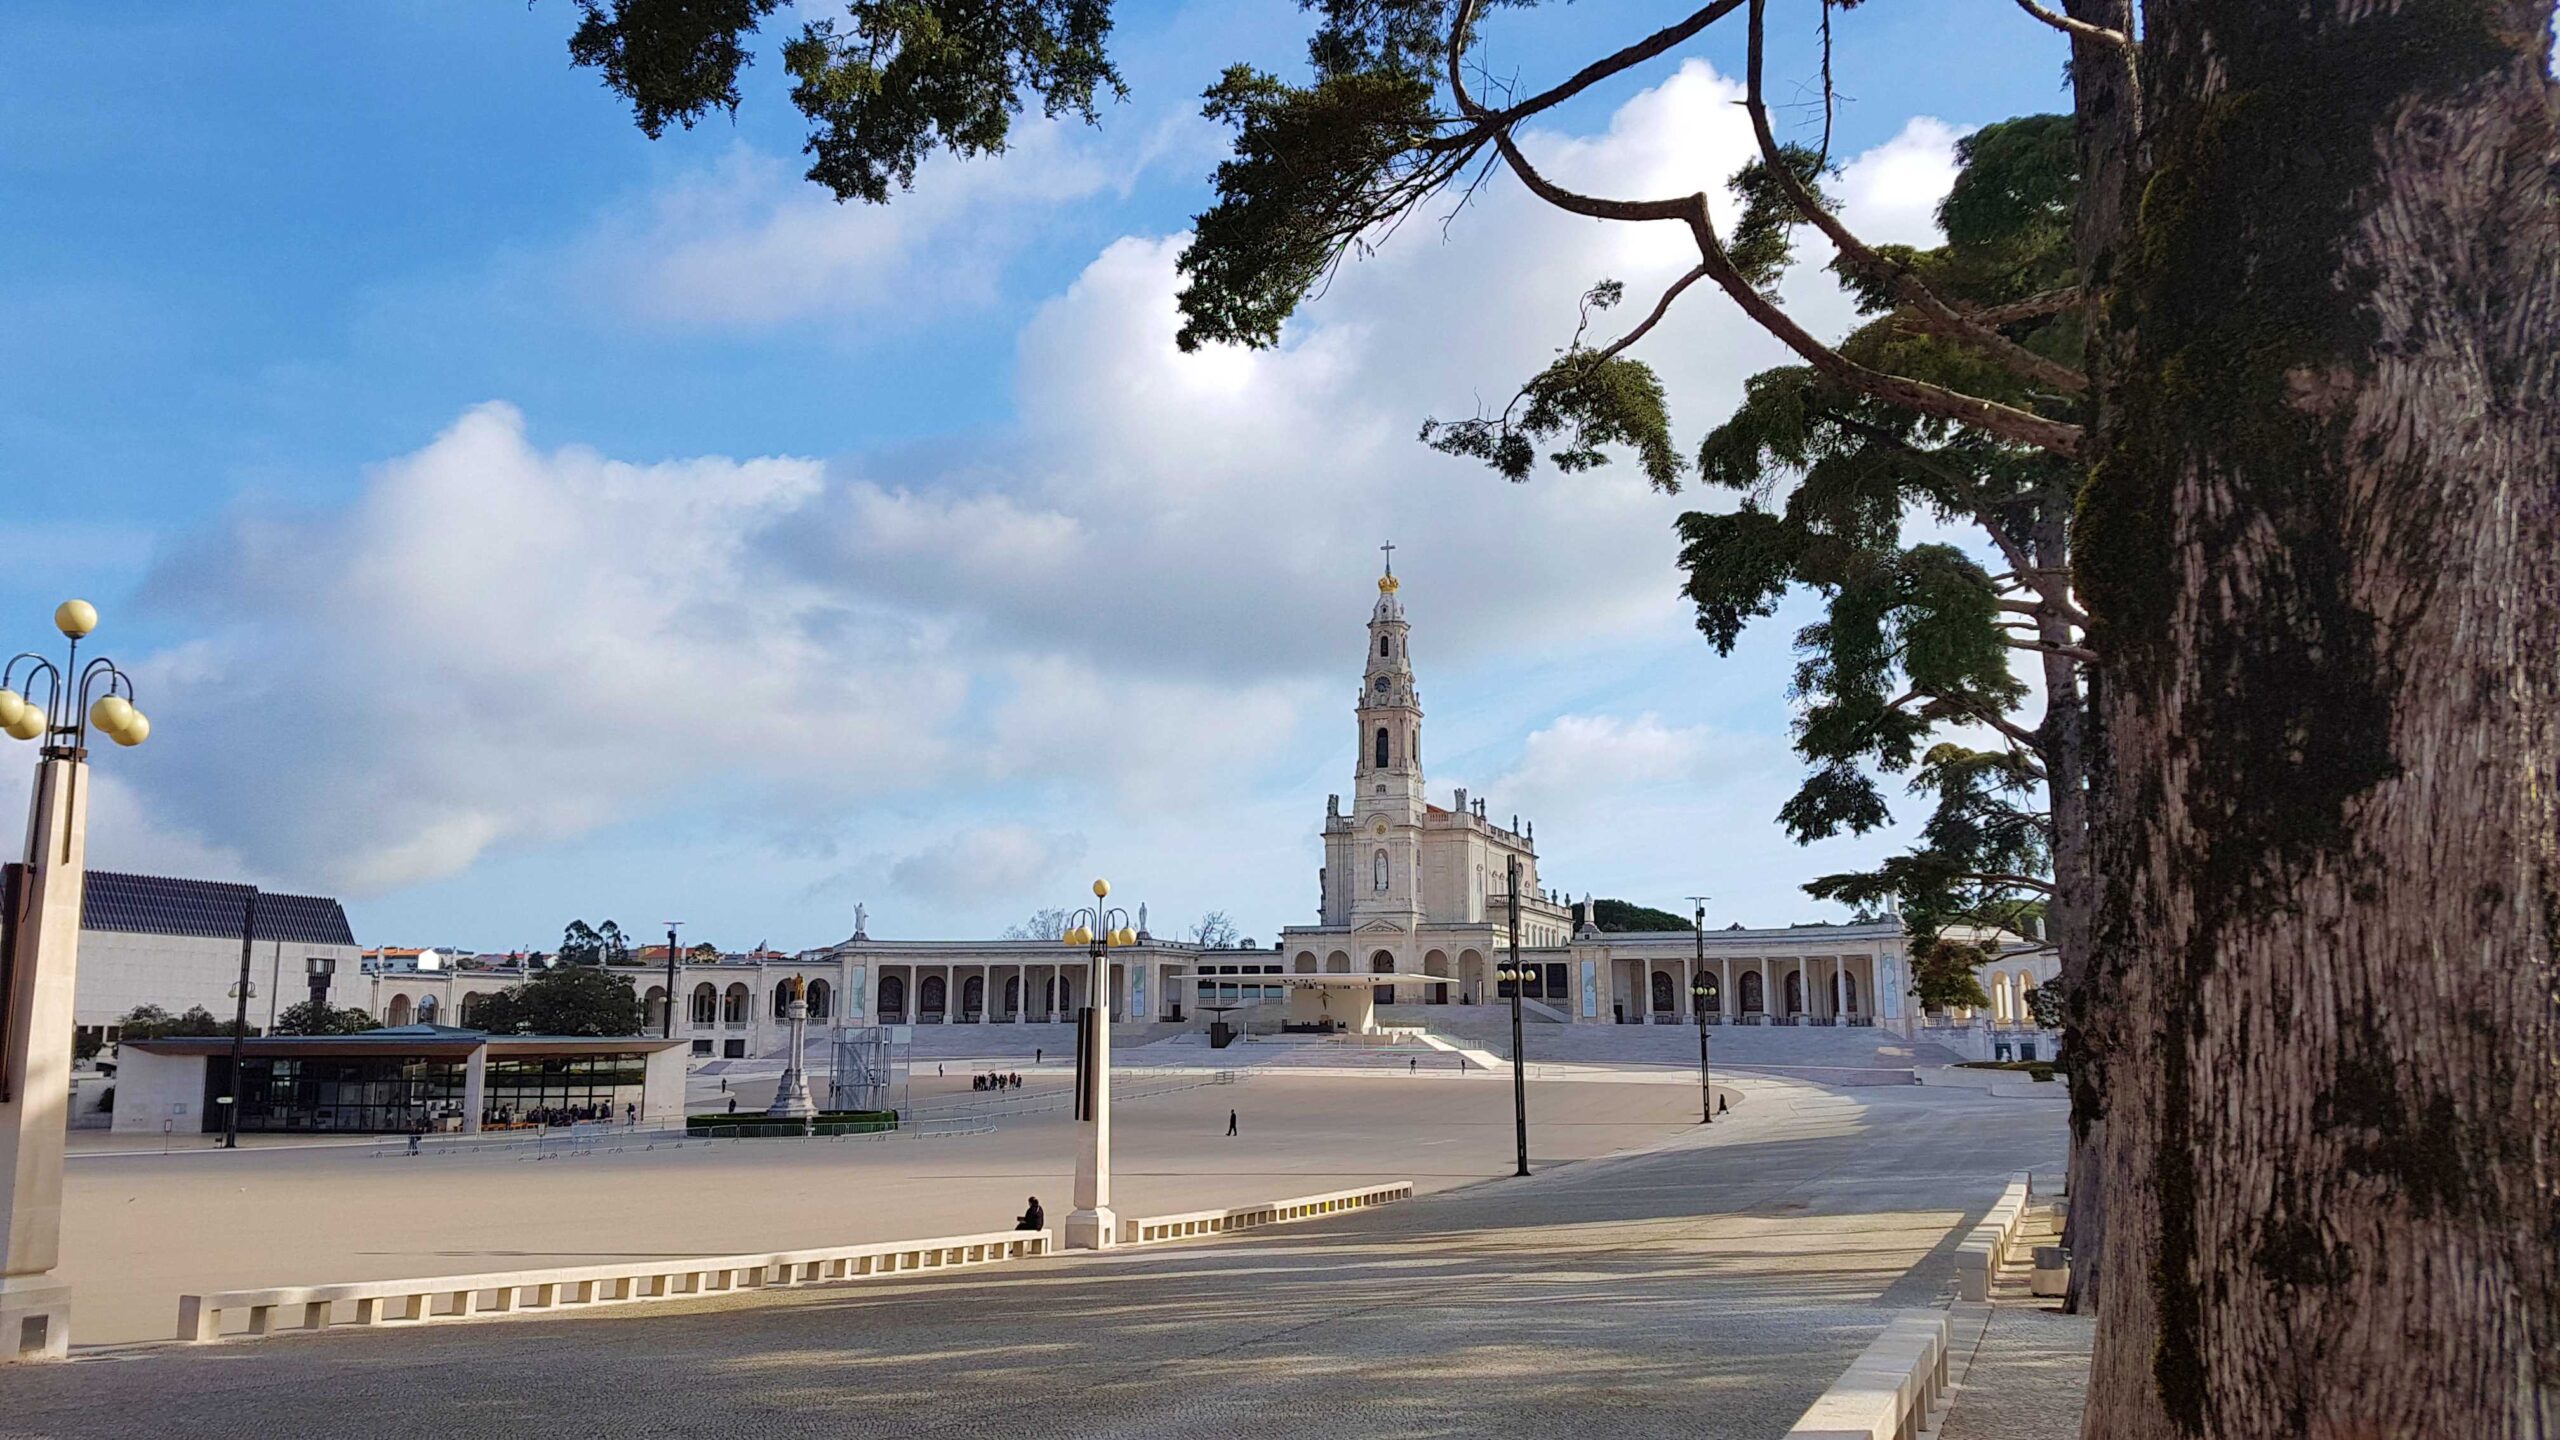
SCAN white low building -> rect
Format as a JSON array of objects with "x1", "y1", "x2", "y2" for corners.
[{"x1": 113, "y1": 1026, "x2": 689, "y2": 1136}]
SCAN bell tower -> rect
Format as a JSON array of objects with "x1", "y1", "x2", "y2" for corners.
[{"x1": 1351, "y1": 546, "x2": 1425, "y2": 928}]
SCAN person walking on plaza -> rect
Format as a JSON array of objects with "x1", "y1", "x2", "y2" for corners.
[
  {"x1": 1408, "y1": 1056, "x2": 1417, "y2": 1074},
  {"x1": 1226, "y1": 1109, "x2": 1239, "y2": 1137}
]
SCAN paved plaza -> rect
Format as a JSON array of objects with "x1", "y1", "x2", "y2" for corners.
[{"x1": 1, "y1": 1073, "x2": 2062, "y2": 1438}]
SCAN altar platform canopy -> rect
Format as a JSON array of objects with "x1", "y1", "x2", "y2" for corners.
[{"x1": 1198, "y1": 971, "x2": 1458, "y2": 1033}]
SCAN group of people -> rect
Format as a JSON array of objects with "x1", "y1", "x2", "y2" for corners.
[
  {"x1": 481, "y1": 1101, "x2": 633, "y2": 1130},
  {"x1": 972, "y1": 1072, "x2": 1024, "y2": 1091}
]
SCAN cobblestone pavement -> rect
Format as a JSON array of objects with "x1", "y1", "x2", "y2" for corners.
[
  {"x1": 1940, "y1": 1275, "x2": 2095, "y2": 1439},
  {"x1": 2, "y1": 1082, "x2": 2062, "y2": 1440}
]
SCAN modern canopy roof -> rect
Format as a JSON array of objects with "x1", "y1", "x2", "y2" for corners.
[{"x1": 80, "y1": 871, "x2": 355, "y2": 947}]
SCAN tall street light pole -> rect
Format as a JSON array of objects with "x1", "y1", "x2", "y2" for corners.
[
  {"x1": 1062, "y1": 879, "x2": 1135, "y2": 1249},
  {"x1": 223, "y1": 889, "x2": 258, "y2": 1148},
  {"x1": 0, "y1": 599, "x2": 151, "y2": 1359},
  {"x1": 1501, "y1": 855, "x2": 1529, "y2": 1178},
  {"x1": 1689, "y1": 896, "x2": 1713, "y2": 1124}
]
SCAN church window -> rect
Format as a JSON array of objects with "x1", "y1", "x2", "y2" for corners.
[
  {"x1": 1381, "y1": 635, "x2": 1390, "y2": 657},
  {"x1": 1375, "y1": 727, "x2": 1390, "y2": 769},
  {"x1": 1373, "y1": 848, "x2": 1389, "y2": 891}
]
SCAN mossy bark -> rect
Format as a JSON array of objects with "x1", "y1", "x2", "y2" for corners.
[
  {"x1": 2075, "y1": 3, "x2": 2559, "y2": 1436},
  {"x1": 2058, "y1": 0, "x2": 2141, "y2": 1319}
]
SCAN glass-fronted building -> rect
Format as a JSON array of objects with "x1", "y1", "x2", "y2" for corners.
[{"x1": 114, "y1": 1026, "x2": 689, "y2": 1135}]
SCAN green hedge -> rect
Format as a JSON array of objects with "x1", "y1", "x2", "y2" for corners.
[{"x1": 684, "y1": 1110, "x2": 897, "y2": 1138}]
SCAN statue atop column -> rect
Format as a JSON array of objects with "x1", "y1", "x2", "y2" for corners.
[
  {"x1": 853, "y1": 902, "x2": 868, "y2": 940},
  {"x1": 766, "y1": 975, "x2": 819, "y2": 1121}
]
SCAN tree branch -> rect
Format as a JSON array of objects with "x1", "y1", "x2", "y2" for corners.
[
  {"x1": 1968, "y1": 287, "x2": 2082, "y2": 326},
  {"x1": 1586, "y1": 263, "x2": 1713, "y2": 364},
  {"x1": 2011, "y1": 0, "x2": 2130, "y2": 47},
  {"x1": 1744, "y1": 0, "x2": 2088, "y2": 398}
]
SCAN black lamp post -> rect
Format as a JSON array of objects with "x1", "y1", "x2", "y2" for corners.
[
  {"x1": 662, "y1": 922, "x2": 681, "y2": 1039},
  {"x1": 1689, "y1": 896, "x2": 1713, "y2": 1124},
  {"x1": 222, "y1": 889, "x2": 259, "y2": 1149},
  {"x1": 1497, "y1": 854, "x2": 1529, "y2": 1178},
  {"x1": 1691, "y1": 980, "x2": 1716, "y2": 1123}
]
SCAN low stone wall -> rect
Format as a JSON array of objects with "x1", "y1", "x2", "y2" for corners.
[
  {"x1": 176, "y1": 1229, "x2": 1049, "y2": 1344},
  {"x1": 1780, "y1": 1308, "x2": 1951, "y2": 1440},
  {"x1": 1956, "y1": 1174, "x2": 2034, "y2": 1302},
  {"x1": 1118, "y1": 1182, "x2": 1413, "y2": 1246}
]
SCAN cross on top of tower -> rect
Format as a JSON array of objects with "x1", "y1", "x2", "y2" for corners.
[{"x1": 1377, "y1": 541, "x2": 1399, "y2": 593}]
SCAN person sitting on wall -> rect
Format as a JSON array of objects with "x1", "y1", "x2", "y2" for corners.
[{"x1": 1016, "y1": 1196, "x2": 1045, "y2": 1232}]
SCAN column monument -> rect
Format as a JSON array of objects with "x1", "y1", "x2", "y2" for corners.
[{"x1": 767, "y1": 976, "x2": 817, "y2": 1120}]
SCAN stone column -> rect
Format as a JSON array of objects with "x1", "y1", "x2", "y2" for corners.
[
  {"x1": 1066, "y1": 942, "x2": 1116, "y2": 1250},
  {"x1": 0, "y1": 752, "x2": 87, "y2": 1358},
  {"x1": 1760, "y1": 957, "x2": 1773, "y2": 1023},
  {"x1": 461, "y1": 1044, "x2": 487, "y2": 1135}
]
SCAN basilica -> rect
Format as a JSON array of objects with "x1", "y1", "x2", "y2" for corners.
[{"x1": 349, "y1": 562, "x2": 2056, "y2": 1057}]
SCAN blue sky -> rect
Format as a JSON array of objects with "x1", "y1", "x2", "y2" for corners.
[{"x1": 0, "y1": 1, "x2": 2070, "y2": 952}]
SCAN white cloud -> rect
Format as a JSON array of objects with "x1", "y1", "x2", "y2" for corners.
[
  {"x1": 577, "y1": 122, "x2": 1116, "y2": 330},
  {"x1": 100, "y1": 59, "x2": 1966, "y2": 936},
  {"x1": 1836, "y1": 116, "x2": 1968, "y2": 247},
  {"x1": 1500, "y1": 713, "x2": 1724, "y2": 811},
  {"x1": 887, "y1": 824, "x2": 1086, "y2": 905}
]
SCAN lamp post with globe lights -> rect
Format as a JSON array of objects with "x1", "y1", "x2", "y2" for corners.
[
  {"x1": 0, "y1": 600, "x2": 150, "y2": 1360},
  {"x1": 1059, "y1": 879, "x2": 1136, "y2": 1249}
]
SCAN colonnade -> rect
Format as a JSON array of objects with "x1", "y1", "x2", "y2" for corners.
[{"x1": 1613, "y1": 953, "x2": 1878, "y2": 1025}]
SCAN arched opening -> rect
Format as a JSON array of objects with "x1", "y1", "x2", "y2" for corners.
[
  {"x1": 1003, "y1": 976, "x2": 1020, "y2": 1015},
  {"x1": 773, "y1": 981, "x2": 796, "y2": 1019},
  {"x1": 416, "y1": 995, "x2": 440, "y2": 1025},
  {"x1": 458, "y1": 993, "x2": 488, "y2": 1028},
  {"x1": 722, "y1": 983, "x2": 750, "y2": 1024},
  {"x1": 1380, "y1": 634, "x2": 1390, "y2": 657},
  {"x1": 1783, "y1": 971, "x2": 1803, "y2": 1018},
  {"x1": 641, "y1": 987, "x2": 668, "y2": 1032},
  {"x1": 919, "y1": 974, "x2": 946, "y2": 1021},
  {"x1": 807, "y1": 979, "x2": 832, "y2": 1021},
  {"x1": 1375, "y1": 727, "x2": 1390, "y2": 769},
  {"x1": 1739, "y1": 971, "x2": 1764, "y2": 1016},
  {"x1": 1423, "y1": 950, "x2": 1451, "y2": 1005},
  {"x1": 1651, "y1": 970, "x2": 1675, "y2": 1013},
  {"x1": 961, "y1": 974, "x2": 986, "y2": 1020},
  {"x1": 1294, "y1": 951, "x2": 1318, "y2": 974},
  {"x1": 1459, "y1": 949, "x2": 1485, "y2": 1004},
  {"x1": 1842, "y1": 972, "x2": 1859, "y2": 1017},
  {"x1": 690, "y1": 983, "x2": 717, "y2": 1025},
  {"x1": 1325, "y1": 951, "x2": 1352, "y2": 974},
  {"x1": 385, "y1": 995, "x2": 414, "y2": 1028},
  {"x1": 879, "y1": 973, "x2": 907, "y2": 1022},
  {"x1": 1371, "y1": 950, "x2": 1397, "y2": 1007}
]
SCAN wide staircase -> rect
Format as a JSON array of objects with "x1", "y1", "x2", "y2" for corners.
[{"x1": 1372, "y1": 1004, "x2": 1965, "y2": 1073}]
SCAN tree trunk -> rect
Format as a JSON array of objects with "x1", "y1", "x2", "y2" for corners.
[
  {"x1": 2075, "y1": 4, "x2": 2558, "y2": 1437},
  {"x1": 2058, "y1": 0, "x2": 2139, "y2": 1318},
  {"x1": 2032, "y1": 507, "x2": 2101, "y2": 1315}
]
